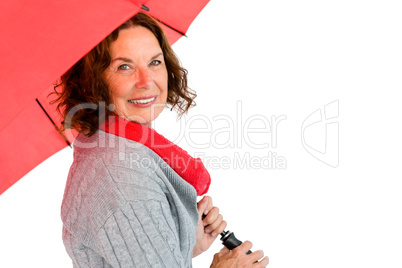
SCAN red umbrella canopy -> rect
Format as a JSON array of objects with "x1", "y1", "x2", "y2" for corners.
[{"x1": 0, "y1": 0, "x2": 210, "y2": 195}]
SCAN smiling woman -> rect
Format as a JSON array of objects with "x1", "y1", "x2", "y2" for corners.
[
  {"x1": 52, "y1": 11, "x2": 268, "y2": 268},
  {"x1": 102, "y1": 26, "x2": 168, "y2": 127},
  {"x1": 53, "y1": 12, "x2": 196, "y2": 136}
]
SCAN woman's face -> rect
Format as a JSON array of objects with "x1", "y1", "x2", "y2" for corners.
[{"x1": 103, "y1": 26, "x2": 168, "y2": 127}]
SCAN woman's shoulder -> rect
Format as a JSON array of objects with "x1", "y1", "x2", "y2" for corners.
[
  {"x1": 66, "y1": 132, "x2": 169, "y2": 202},
  {"x1": 61, "y1": 135, "x2": 170, "y2": 241},
  {"x1": 72, "y1": 130, "x2": 166, "y2": 181},
  {"x1": 62, "y1": 129, "x2": 195, "y2": 221}
]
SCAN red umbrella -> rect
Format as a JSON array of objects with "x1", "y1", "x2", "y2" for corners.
[{"x1": 0, "y1": 0, "x2": 210, "y2": 195}]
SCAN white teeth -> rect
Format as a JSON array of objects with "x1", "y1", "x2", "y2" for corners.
[{"x1": 128, "y1": 97, "x2": 155, "y2": 104}]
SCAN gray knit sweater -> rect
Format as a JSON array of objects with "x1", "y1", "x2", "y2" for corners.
[{"x1": 61, "y1": 130, "x2": 199, "y2": 268}]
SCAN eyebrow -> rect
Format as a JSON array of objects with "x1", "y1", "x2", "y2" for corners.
[
  {"x1": 111, "y1": 52, "x2": 163, "y2": 64},
  {"x1": 111, "y1": 57, "x2": 133, "y2": 63}
]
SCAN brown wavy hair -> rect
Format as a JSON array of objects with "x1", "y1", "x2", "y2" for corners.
[{"x1": 52, "y1": 12, "x2": 196, "y2": 136}]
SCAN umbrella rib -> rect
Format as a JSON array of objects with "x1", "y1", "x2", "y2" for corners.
[
  {"x1": 35, "y1": 98, "x2": 72, "y2": 148},
  {"x1": 157, "y1": 19, "x2": 187, "y2": 37},
  {"x1": 141, "y1": 4, "x2": 187, "y2": 37}
]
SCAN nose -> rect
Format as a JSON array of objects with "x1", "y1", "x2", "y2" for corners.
[{"x1": 134, "y1": 67, "x2": 152, "y2": 90}]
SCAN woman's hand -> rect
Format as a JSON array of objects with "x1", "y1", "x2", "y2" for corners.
[
  {"x1": 210, "y1": 241, "x2": 269, "y2": 267},
  {"x1": 193, "y1": 196, "x2": 227, "y2": 257}
]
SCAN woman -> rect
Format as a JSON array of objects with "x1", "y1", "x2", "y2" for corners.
[{"x1": 54, "y1": 12, "x2": 268, "y2": 267}]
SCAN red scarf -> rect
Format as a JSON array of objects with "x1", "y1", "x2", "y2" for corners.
[{"x1": 101, "y1": 116, "x2": 210, "y2": 196}]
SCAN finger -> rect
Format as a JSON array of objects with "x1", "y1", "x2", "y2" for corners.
[
  {"x1": 205, "y1": 213, "x2": 223, "y2": 234},
  {"x1": 197, "y1": 196, "x2": 209, "y2": 218},
  {"x1": 254, "y1": 256, "x2": 269, "y2": 267},
  {"x1": 211, "y1": 220, "x2": 227, "y2": 237},
  {"x1": 203, "y1": 195, "x2": 213, "y2": 215},
  {"x1": 232, "y1": 240, "x2": 253, "y2": 256},
  {"x1": 218, "y1": 246, "x2": 230, "y2": 256},
  {"x1": 248, "y1": 250, "x2": 264, "y2": 263},
  {"x1": 203, "y1": 206, "x2": 219, "y2": 226},
  {"x1": 198, "y1": 196, "x2": 214, "y2": 220}
]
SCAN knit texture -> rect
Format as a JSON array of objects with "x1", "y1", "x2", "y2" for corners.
[
  {"x1": 61, "y1": 130, "x2": 199, "y2": 268},
  {"x1": 101, "y1": 115, "x2": 211, "y2": 196}
]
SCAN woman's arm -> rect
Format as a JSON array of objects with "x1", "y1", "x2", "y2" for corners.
[{"x1": 95, "y1": 199, "x2": 190, "y2": 267}]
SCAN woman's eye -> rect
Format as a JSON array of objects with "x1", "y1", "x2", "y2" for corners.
[
  {"x1": 118, "y1": 64, "x2": 130, "y2": 70},
  {"x1": 150, "y1": 60, "x2": 161, "y2": 66}
]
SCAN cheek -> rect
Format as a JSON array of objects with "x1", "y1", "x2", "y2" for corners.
[
  {"x1": 161, "y1": 83, "x2": 168, "y2": 103},
  {"x1": 152, "y1": 69, "x2": 168, "y2": 101},
  {"x1": 107, "y1": 75, "x2": 131, "y2": 99},
  {"x1": 161, "y1": 71, "x2": 169, "y2": 95}
]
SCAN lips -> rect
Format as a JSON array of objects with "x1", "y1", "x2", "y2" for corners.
[{"x1": 127, "y1": 95, "x2": 157, "y2": 107}]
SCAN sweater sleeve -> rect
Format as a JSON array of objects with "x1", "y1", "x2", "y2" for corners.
[{"x1": 95, "y1": 199, "x2": 186, "y2": 268}]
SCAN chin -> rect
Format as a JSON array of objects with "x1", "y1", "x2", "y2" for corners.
[
  {"x1": 121, "y1": 107, "x2": 164, "y2": 126},
  {"x1": 126, "y1": 114, "x2": 156, "y2": 126}
]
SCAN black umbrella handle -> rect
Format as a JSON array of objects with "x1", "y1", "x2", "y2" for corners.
[
  {"x1": 202, "y1": 214, "x2": 252, "y2": 254},
  {"x1": 220, "y1": 230, "x2": 252, "y2": 255}
]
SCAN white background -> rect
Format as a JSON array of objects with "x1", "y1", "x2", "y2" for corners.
[{"x1": 1, "y1": 0, "x2": 402, "y2": 267}]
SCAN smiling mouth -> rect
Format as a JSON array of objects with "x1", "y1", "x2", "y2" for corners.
[{"x1": 128, "y1": 96, "x2": 156, "y2": 104}]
